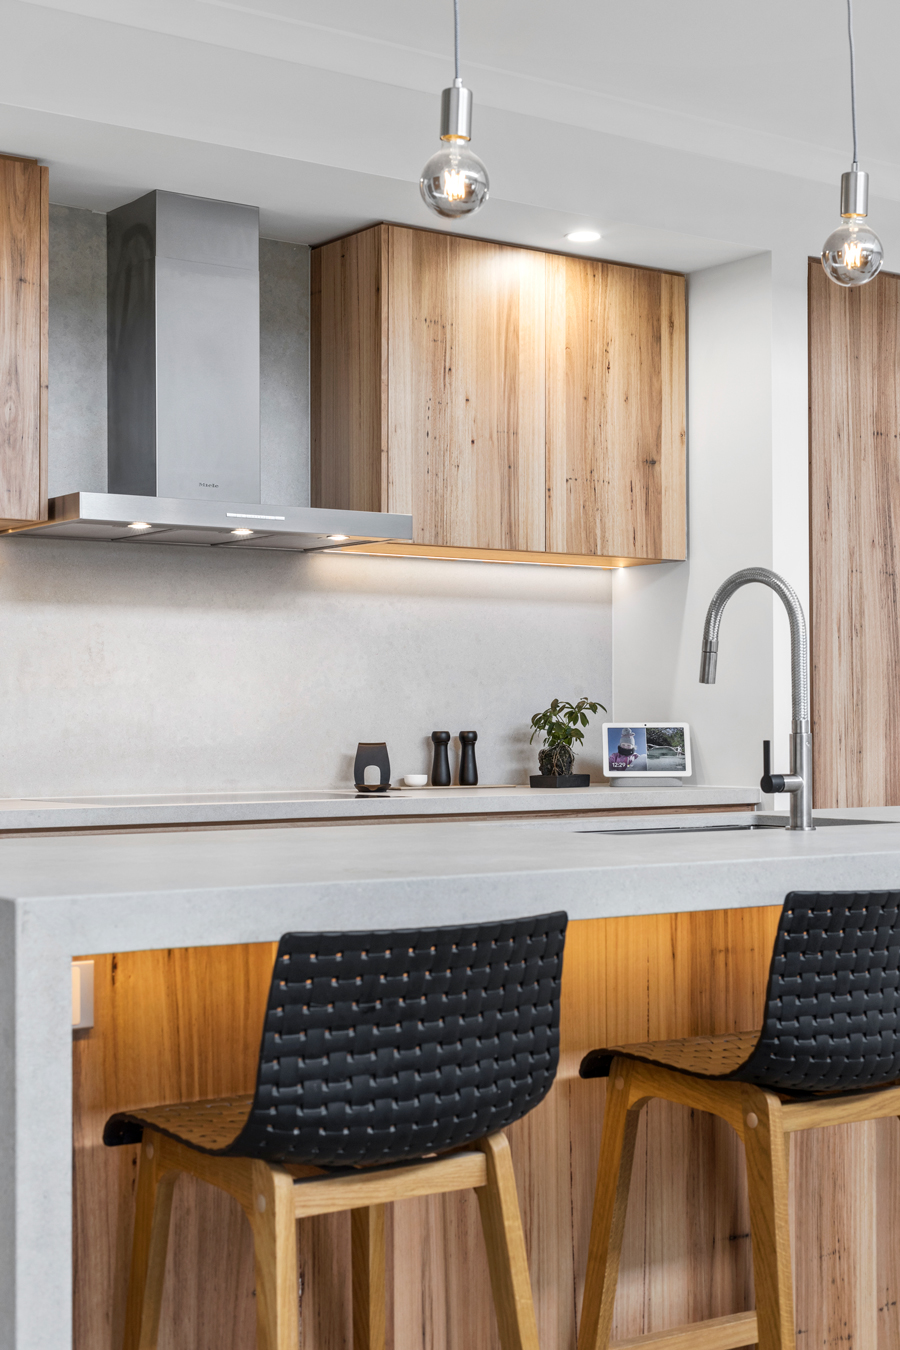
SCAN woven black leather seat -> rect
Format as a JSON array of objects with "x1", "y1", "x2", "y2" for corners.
[
  {"x1": 576, "y1": 890, "x2": 900, "y2": 1350},
  {"x1": 581, "y1": 889, "x2": 900, "y2": 1096},
  {"x1": 107, "y1": 913, "x2": 567, "y2": 1350}
]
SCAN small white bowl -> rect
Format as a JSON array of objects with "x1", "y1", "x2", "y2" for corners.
[{"x1": 404, "y1": 774, "x2": 428, "y2": 787}]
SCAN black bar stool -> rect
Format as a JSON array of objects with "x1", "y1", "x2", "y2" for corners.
[
  {"x1": 576, "y1": 888, "x2": 900, "y2": 1350},
  {"x1": 105, "y1": 912, "x2": 567, "y2": 1350}
]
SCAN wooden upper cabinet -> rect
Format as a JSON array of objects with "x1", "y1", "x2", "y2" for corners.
[
  {"x1": 311, "y1": 223, "x2": 685, "y2": 566},
  {"x1": 0, "y1": 152, "x2": 48, "y2": 527},
  {"x1": 545, "y1": 254, "x2": 685, "y2": 561},
  {"x1": 387, "y1": 227, "x2": 546, "y2": 551}
]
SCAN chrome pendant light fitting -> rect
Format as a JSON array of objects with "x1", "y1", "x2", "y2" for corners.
[
  {"x1": 821, "y1": 0, "x2": 883, "y2": 287},
  {"x1": 419, "y1": 0, "x2": 489, "y2": 218}
]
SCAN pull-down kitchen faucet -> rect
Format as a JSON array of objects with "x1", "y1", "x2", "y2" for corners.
[{"x1": 699, "y1": 567, "x2": 814, "y2": 831}]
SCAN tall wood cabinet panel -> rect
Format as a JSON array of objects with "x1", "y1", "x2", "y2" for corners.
[
  {"x1": 546, "y1": 255, "x2": 685, "y2": 560},
  {"x1": 311, "y1": 223, "x2": 686, "y2": 567},
  {"x1": 0, "y1": 151, "x2": 48, "y2": 526},
  {"x1": 809, "y1": 259, "x2": 900, "y2": 807},
  {"x1": 311, "y1": 225, "x2": 387, "y2": 515}
]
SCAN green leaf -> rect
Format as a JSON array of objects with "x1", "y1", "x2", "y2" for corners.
[{"x1": 529, "y1": 696, "x2": 605, "y2": 751}]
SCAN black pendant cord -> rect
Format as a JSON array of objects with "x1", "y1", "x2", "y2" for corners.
[
  {"x1": 847, "y1": 0, "x2": 859, "y2": 168},
  {"x1": 454, "y1": 0, "x2": 461, "y2": 81}
]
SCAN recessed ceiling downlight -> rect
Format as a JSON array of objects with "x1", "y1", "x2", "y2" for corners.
[
  {"x1": 566, "y1": 230, "x2": 601, "y2": 243},
  {"x1": 127, "y1": 521, "x2": 152, "y2": 531}
]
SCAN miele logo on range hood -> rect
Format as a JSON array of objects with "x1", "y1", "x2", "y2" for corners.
[{"x1": 4, "y1": 190, "x2": 412, "y2": 550}]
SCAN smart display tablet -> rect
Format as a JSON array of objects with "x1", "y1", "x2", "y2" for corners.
[{"x1": 602, "y1": 723, "x2": 692, "y2": 778}]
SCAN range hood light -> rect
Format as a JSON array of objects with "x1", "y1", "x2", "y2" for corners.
[
  {"x1": 327, "y1": 534, "x2": 349, "y2": 541},
  {"x1": 231, "y1": 528, "x2": 254, "y2": 536},
  {"x1": 128, "y1": 522, "x2": 152, "y2": 531}
]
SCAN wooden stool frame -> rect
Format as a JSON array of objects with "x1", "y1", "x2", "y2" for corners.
[
  {"x1": 124, "y1": 1127, "x2": 539, "y2": 1350},
  {"x1": 577, "y1": 1055, "x2": 900, "y2": 1350}
]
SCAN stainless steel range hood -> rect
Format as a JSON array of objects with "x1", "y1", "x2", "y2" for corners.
[
  {"x1": 9, "y1": 493, "x2": 413, "y2": 551},
  {"x1": 4, "y1": 190, "x2": 411, "y2": 551}
]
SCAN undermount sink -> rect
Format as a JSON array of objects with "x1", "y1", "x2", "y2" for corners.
[{"x1": 582, "y1": 816, "x2": 889, "y2": 835}]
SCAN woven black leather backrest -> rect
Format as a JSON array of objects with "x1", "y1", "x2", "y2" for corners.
[
  {"x1": 226, "y1": 912, "x2": 567, "y2": 1165},
  {"x1": 733, "y1": 889, "x2": 900, "y2": 1093}
]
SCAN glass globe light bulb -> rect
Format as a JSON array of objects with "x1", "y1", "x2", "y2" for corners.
[
  {"x1": 420, "y1": 142, "x2": 489, "y2": 219},
  {"x1": 821, "y1": 217, "x2": 884, "y2": 287}
]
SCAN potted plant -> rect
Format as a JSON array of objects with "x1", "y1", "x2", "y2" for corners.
[{"x1": 529, "y1": 697, "x2": 606, "y2": 780}]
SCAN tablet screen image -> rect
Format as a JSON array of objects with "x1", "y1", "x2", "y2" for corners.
[{"x1": 603, "y1": 724, "x2": 691, "y2": 777}]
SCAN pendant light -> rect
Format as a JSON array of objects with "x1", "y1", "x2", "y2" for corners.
[
  {"x1": 419, "y1": 0, "x2": 489, "y2": 219},
  {"x1": 821, "y1": 0, "x2": 883, "y2": 287}
]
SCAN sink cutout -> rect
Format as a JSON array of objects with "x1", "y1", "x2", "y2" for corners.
[{"x1": 581, "y1": 817, "x2": 889, "y2": 836}]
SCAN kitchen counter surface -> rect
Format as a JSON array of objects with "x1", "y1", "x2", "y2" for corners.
[
  {"x1": 0, "y1": 782, "x2": 761, "y2": 832},
  {"x1": 4, "y1": 810, "x2": 900, "y2": 945},
  {"x1": 4, "y1": 807, "x2": 900, "y2": 1350}
]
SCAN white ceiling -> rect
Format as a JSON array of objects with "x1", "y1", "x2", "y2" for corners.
[{"x1": 2, "y1": 0, "x2": 899, "y2": 270}]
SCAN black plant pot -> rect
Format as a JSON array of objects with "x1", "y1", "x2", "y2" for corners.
[{"x1": 539, "y1": 745, "x2": 574, "y2": 777}]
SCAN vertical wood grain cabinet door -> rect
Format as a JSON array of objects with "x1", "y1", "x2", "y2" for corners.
[
  {"x1": 387, "y1": 226, "x2": 546, "y2": 551},
  {"x1": 545, "y1": 254, "x2": 685, "y2": 560},
  {"x1": 0, "y1": 152, "x2": 48, "y2": 525},
  {"x1": 311, "y1": 223, "x2": 685, "y2": 564},
  {"x1": 311, "y1": 225, "x2": 388, "y2": 515},
  {"x1": 809, "y1": 259, "x2": 900, "y2": 808}
]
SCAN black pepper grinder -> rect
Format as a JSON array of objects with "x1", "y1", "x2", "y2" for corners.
[
  {"x1": 459, "y1": 731, "x2": 479, "y2": 785},
  {"x1": 431, "y1": 731, "x2": 451, "y2": 786}
]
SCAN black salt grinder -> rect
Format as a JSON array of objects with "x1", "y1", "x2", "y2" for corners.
[
  {"x1": 459, "y1": 731, "x2": 479, "y2": 785},
  {"x1": 431, "y1": 731, "x2": 451, "y2": 786}
]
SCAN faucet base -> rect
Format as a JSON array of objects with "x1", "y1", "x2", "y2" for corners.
[{"x1": 789, "y1": 730, "x2": 815, "y2": 830}]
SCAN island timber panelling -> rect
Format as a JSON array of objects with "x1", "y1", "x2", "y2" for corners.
[
  {"x1": 311, "y1": 224, "x2": 685, "y2": 567},
  {"x1": 0, "y1": 151, "x2": 48, "y2": 526},
  {"x1": 809, "y1": 258, "x2": 900, "y2": 808},
  {"x1": 73, "y1": 910, "x2": 900, "y2": 1350}
]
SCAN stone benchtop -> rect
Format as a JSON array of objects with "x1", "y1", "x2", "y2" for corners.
[
  {"x1": 0, "y1": 782, "x2": 760, "y2": 833},
  {"x1": 2, "y1": 810, "x2": 900, "y2": 953}
]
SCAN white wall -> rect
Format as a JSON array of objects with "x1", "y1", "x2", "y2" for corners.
[
  {"x1": 613, "y1": 252, "x2": 785, "y2": 788},
  {"x1": 0, "y1": 206, "x2": 613, "y2": 798},
  {"x1": 769, "y1": 251, "x2": 813, "y2": 758},
  {"x1": 0, "y1": 539, "x2": 612, "y2": 796}
]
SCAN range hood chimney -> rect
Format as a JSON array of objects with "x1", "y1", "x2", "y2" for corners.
[
  {"x1": 4, "y1": 190, "x2": 411, "y2": 551},
  {"x1": 108, "y1": 191, "x2": 262, "y2": 503}
]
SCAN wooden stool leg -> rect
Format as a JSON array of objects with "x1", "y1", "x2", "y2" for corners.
[
  {"x1": 246, "y1": 1163, "x2": 300, "y2": 1350},
  {"x1": 123, "y1": 1131, "x2": 178, "y2": 1350},
  {"x1": 742, "y1": 1088, "x2": 796, "y2": 1350},
  {"x1": 474, "y1": 1131, "x2": 540, "y2": 1350},
  {"x1": 577, "y1": 1062, "x2": 642, "y2": 1350},
  {"x1": 352, "y1": 1205, "x2": 387, "y2": 1350}
]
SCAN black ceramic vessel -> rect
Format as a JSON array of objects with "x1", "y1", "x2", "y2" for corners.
[{"x1": 530, "y1": 773, "x2": 590, "y2": 789}]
